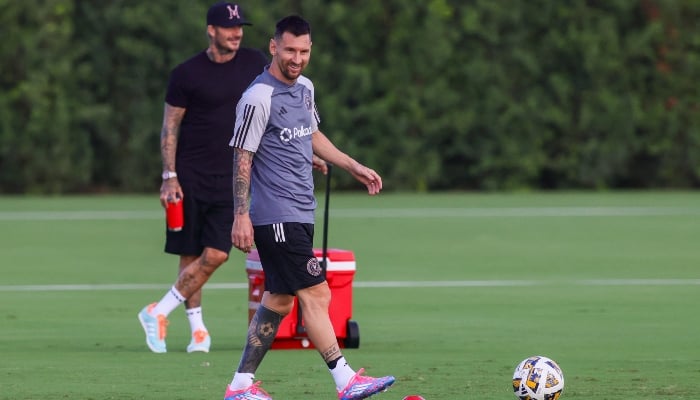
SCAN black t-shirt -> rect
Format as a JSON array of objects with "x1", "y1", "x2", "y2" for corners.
[{"x1": 165, "y1": 48, "x2": 268, "y2": 181}]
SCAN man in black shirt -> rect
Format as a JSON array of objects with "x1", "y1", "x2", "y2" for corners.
[{"x1": 137, "y1": 1, "x2": 268, "y2": 353}]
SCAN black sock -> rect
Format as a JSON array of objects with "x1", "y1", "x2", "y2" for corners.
[{"x1": 327, "y1": 355, "x2": 343, "y2": 369}]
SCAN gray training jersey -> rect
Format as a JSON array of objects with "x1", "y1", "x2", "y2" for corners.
[{"x1": 229, "y1": 66, "x2": 320, "y2": 226}]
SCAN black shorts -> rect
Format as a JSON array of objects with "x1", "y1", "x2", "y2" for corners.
[
  {"x1": 254, "y1": 222, "x2": 325, "y2": 295},
  {"x1": 164, "y1": 175, "x2": 233, "y2": 256}
]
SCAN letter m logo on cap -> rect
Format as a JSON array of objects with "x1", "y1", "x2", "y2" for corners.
[{"x1": 227, "y1": 4, "x2": 240, "y2": 19}]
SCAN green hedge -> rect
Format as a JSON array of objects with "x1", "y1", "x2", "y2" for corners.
[{"x1": 1, "y1": 0, "x2": 698, "y2": 193}]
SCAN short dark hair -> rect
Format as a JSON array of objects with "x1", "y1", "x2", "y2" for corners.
[{"x1": 274, "y1": 15, "x2": 311, "y2": 40}]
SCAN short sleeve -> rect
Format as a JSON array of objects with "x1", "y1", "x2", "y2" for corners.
[
  {"x1": 164, "y1": 66, "x2": 188, "y2": 108},
  {"x1": 229, "y1": 84, "x2": 272, "y2": 152}
]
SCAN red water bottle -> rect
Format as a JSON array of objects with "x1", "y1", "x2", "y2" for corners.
[{"x1": 166, "y1": 197, "x2": 184, "y2": 232}]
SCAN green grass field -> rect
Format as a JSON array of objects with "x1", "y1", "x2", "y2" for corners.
[{"x1": 1, "y1": 191, "x2": 699, "y2": 399}]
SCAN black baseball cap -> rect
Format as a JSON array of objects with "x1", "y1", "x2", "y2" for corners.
[{"x1": 207, "y1": 2, "x2": 252, "y2": 27}]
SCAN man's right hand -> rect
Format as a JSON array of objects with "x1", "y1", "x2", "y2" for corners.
[
  {"x1": 232, "y1": 213, "x2": 254, "y2": 253},
  {"x1": 160, "y1": 178, "x2": 183, "y2": 208}
]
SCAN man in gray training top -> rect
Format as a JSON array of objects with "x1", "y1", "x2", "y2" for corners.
[{"x1": 224, "y1": 14, "x2": 395, "y2": 400}]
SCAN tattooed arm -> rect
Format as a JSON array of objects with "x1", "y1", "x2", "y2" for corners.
[
  {"x1": 231, "y1": 148, "x2": 255, "y2": 253},
  {"x1": 159, "y1": 103, "x2": 185, "y2": 208}
]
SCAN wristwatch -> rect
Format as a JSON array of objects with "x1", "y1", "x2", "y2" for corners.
[{"x1": 162, "y1": 171, "x2": 178, "y2": 180}]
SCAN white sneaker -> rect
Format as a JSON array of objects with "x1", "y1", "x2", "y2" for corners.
[
  {"x1": 224, "y1": 382, "x2": 272, "y2": 400},
  {"x1": 138, "y1": 303, "x2": 168, "y2": 353},
  {"x1": 187, "y1": 329, "x2": 211, "y2": 353}
]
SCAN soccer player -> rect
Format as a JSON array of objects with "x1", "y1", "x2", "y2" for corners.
[
  {"x1": 224, "y1": 15, "x2": 395, "y2": 400},
  {"x1": 137, "y1": 2, "x2": 267, "y2": 353}
]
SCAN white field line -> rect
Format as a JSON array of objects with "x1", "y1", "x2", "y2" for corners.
[
  {"x1": 1, "y1": 206, "x2": 700, "y2": 221},
  {"x1": 1, "y1": 279, "x2": 700, "y2": 292}
]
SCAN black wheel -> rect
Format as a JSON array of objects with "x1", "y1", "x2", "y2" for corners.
[{"x1": 344, "y1": 320, "x2": 360, "y2": 348}]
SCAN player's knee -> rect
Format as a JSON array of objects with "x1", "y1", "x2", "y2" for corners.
[
  {"x1": 297, "y1": 284, "x2": 331, "y2": 311},
  {"x1": 262, "y1": 294, "x2": 294, "y2": 316},
  {"x1": 276, "y1": 302, "x2": 294, "y2": 316},
  {"x1": 201, "y1": 248, "x2": 229, "y2": 268}
]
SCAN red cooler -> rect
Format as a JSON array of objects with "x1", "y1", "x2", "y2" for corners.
[{"x1": 246, "y1": 248, "x2": 360, "y2": 349}]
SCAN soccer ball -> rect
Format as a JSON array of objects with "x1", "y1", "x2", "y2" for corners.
[{"x1": 512, "y1": 355, "x2": 564, "y2": 400}]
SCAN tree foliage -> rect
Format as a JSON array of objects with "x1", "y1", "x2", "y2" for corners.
[{"x1": 0, "y1": 0, "x2": 698, "y2": 193}]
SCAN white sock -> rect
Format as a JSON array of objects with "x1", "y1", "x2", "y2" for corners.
[
  {"x1": 152, "y1": 286, "x2": 185, "y2": 316},
  {"x1": 330, "y1": 357, "x2": 356, "y2": 391},
  {"x1": 230, "y1": 372, "x2": 255, "y2": 390},
  {"x1": 186, "y1": 307, "x2": 207, "y2": 333}
]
